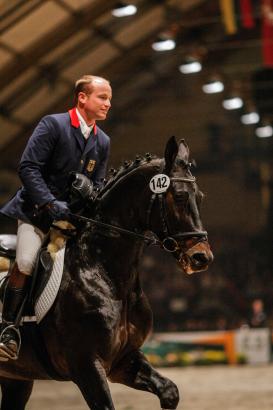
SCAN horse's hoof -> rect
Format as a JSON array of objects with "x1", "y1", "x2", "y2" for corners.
[{"x1": 160, "y1": 379, "x2": 179, "y2": 409}]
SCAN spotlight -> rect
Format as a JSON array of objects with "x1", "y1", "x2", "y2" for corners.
[
  {"x1": 112, "y1": 3, "x2": 137, "y2": 17},
  {"x1": 240, "y1": 111, "x2": 260, "y2": 125},
  {"x1": 255, "y1": 125, "x2": 273, "y2": 138},
  {"x1": 222, "y1": 96, "x2": 243, "y2": 110},
  {"x1": 202, "y1": 79, "x2": 224, "y2": 94},
  {"x1": 152, "y1": 38, "x2": 176, "y2": 51},
  {"x1": 179, "y1": 57, "x2": 202, "y2": 74}
]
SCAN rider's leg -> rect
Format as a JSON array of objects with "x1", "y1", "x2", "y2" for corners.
[{"x1": 0, "y1": 221, "x2": 45, "y2": 361}]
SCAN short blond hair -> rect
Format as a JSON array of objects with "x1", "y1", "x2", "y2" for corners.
[{"x1": 74, "y1": 75, "x2": 110, "y2": 104}]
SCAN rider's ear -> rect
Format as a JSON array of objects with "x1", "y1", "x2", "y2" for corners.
[{"x1": 164, "y1": 136, "x2": 178, "y2": 174}]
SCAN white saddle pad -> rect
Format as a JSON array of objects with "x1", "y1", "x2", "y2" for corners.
[
  {"x1": 0, "y1": 247, "x2": 65, "y2": 324},
  {"x1": 35, "y1": 246, "x2": 65, "y2": 323}
]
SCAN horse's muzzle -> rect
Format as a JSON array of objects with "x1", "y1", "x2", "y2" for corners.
[{"x1": 180, "y1": 241, "x2": 213, "y2": 274}]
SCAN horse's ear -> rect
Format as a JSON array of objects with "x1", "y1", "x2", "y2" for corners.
[
  {"x1": 177, "y1": 139, "x2": 190, "y2": 162},
  {"x1": 164, "y1": 136, "x2": 178, "y2": 174}
]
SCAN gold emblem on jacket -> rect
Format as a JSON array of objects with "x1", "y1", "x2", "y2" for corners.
[{"x1": 86, "y1": 159, "x2": 96, "y2": 172}]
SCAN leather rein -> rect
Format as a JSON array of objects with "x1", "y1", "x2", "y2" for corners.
[{"x1": 58, "y1": 174, "x2": 208, "y2": 258}]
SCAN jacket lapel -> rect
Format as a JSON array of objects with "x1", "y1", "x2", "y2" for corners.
[
  {"x1": 83, "y1": 129, "x2": 97, "y2": 155},
  {"x1": 72, "y1": 127, "x2": 85, "y2": 152},
  {"x1": 69, "y1": 108, "x2": 85, "y2": 153}
]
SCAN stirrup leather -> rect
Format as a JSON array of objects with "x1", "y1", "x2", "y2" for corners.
[{"x1": 0, "y1": 324, "x2": 21, "y2": 361}]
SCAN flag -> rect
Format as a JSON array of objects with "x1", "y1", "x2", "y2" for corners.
[
  {"x1": 220, "y1": 0, "x2": 237, "y2": 34},
  {"x1": 239, "y1": 0, "x2": 255, "y2": 28},
  {"x1": 262, "y1": 0, "x2": 273, "y2": 67}
]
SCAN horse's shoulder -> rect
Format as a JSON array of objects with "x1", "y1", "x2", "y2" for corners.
[{"x1": 61, "y1": 269, "x2": 119, "y2": 313}]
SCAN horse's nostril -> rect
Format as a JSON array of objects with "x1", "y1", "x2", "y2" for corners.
[{"x1": 191, "y1": 252, "x2": 209, "y2": 266}]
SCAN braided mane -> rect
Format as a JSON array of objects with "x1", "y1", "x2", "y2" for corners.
[{"x1": 96, "y1": 153, "x2": 160, "y2": 200}]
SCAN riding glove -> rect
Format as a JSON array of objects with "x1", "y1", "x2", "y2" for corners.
[{"x1": 47, "y1": 200, "x2": 70, "y2": 220}]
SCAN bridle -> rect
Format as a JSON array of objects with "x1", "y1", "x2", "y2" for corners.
[
  {"x1": 58, "y1": 169, "x2": 208, "y2": 261},
  {"x1": 145, "y1": 175, "x2": 207, "y2": 261}
]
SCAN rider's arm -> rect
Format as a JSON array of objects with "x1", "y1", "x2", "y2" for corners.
[{"x1": 18, "y1": 116, "x2": 58, "y2": 207}]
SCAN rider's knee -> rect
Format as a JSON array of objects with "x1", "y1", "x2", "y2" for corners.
[{"x1": 16, "y1": 257, "x2": 33, "y2": 276}]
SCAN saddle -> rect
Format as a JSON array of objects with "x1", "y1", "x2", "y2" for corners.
[
  {"x1": 0, "y1": 234, "x2": 66, "y2": 376},
  {"x1": 0, "y1": 229, "x2": 67, "y2": 323}
]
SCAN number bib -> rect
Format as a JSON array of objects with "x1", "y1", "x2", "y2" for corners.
[{"x1": 149, "y1": 174, "x2": 170, "y2": 193}]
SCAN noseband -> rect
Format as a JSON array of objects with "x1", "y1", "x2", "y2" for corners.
[{"x1": 145, "y1": 175, "x2": 207, "y2": 260}]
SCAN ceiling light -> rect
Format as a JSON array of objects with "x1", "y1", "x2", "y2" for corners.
[
  {"x1": 240, "y1": 111, "x2": 260, "y2": 125},
  {"x1": 112, "y1": 3, "x2": 137, "y2": 17},
  {"x1": 179, "y1": 57, "x2": 202, "y2": 74},
  {"x1": 222, "y1": 96, "x2": 243, "y2": 110},
  {"x1": 255, "y1": 125, "x2": 273, "y2": 138},
  {"x1": 152, "y1": 38, "x2": 176, "y2": 52},
  {"x1": 202, "y1": 80, "x2": 224, "y2": 94}
]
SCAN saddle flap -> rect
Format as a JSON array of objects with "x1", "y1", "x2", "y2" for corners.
[{"x1": 29, "y1": 249, "x2": 54, "y2": 304}]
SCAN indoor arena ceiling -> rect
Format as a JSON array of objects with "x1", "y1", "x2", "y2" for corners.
[
  {"x1": 0, "y1": 0, "x2": 262, "y2": 162},
  {"x1": 0, "y1": 0, "x2": 208, "y2": 160}
]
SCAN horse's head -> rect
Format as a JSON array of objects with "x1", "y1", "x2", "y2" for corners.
[
  {"x1": 90, "y1": 137, "x2": 212, "y2": 274},
  {"x1": 148, "y1": 136, "x2": 213, "y2": 274}
]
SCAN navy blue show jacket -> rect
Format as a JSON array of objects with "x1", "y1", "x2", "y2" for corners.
[{"x1": 0, "y1": 108, "x2": 110, "y2": 231}]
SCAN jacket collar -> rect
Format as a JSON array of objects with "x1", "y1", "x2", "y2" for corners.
[{"x1": 69, "y1": 107, "x2": 97, "y2": 135}]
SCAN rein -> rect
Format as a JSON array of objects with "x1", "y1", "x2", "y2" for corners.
[
  {"x1": 63, "y1": 214, "x2": 159, "y2": 246},
  {"x1": 55, "y1": 173, "x2": 207, "y2": 256}
]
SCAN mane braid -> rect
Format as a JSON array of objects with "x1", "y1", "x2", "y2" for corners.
[{"x1": 96, "y1": 154, "x2": 159, "y2": 200}]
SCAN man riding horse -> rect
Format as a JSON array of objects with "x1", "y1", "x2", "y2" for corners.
[{"x1": 0, "y1": 74, "x2": 112, "y2": 360}]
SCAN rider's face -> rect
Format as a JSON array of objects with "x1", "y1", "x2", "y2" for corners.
[{"x1": 79, "y1": 79, "x2": 112, "y2": 122}]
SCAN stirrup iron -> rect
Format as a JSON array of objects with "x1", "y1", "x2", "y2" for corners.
[{"x1": 0, "y1": 324, "x2": 21, "y2": 361}]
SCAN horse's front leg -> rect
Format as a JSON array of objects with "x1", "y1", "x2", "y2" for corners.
[
  {"x1": 0, "y1": 379, "x2": 34, "y2": 410},
  {"x1": 67, "y1": 355, "x2": 115, "y2": 410},
  {"x1": 109, "y1": 349, "x2": 179, "y2": 409}
]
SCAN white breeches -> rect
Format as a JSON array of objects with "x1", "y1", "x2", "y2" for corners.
[{"x1": 16, "y1": 221, "x2": 46, "y2": 276}]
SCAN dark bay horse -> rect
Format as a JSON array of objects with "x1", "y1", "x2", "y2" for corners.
[{"x1": 0, "y1": 137, "x2": 213, "y2": 409}]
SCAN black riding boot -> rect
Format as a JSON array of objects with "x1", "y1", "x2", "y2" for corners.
[{"x1": 0, "y1": 264, "x2": 27, "y2": 361}]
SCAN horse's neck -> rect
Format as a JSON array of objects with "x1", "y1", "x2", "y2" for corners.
[
  {"x1": 73, "y1": 227, "x2": 144, "y2": 297},
  {"x1": 74, "y1": 163, "x2": 159, "y2": 291},
  {"x1": 98, "y1": 159, "x2": 162, "y2": 227},
  {"x1": 93, "y1": 187, "x2": 146, "y2": 276}
]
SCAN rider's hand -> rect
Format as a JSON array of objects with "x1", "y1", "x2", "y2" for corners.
[{"x1": 47, "y1": 200, "x2": 70, "y2": 220}]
